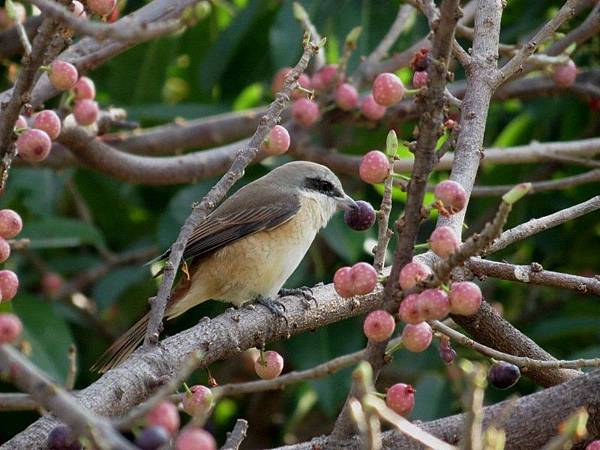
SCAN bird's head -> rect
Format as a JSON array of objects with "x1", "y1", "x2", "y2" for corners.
[{"x1": 268, "y1": 161, "x2": 358, "y2": 212}]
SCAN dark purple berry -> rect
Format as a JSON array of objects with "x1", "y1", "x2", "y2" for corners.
[
  {"x1": 344, "y1": 200, "x2": 376, "y2": 231},
  {"x1": 47, "y1": 425, "x2": 82, "y2": 450},
  {"x1": 488, "y1": 361, "x2": 520, "y2": 389},
  {"x1": 135, "y1": 426, "x2": 170, "y2": 450},
  {"x1": 439, "y1": 337, "x2": 456, "y2": 364}
]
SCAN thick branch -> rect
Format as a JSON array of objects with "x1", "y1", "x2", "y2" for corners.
[
  {"x1": 0, "y1": 345, "x2": 135, "y2": 450},
  {"x1": 2, "y1": 283, "x2": 384, "y2": 448}
]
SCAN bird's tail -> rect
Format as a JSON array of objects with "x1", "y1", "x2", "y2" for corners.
[
  {"x1": 91, "y1": 273, "x2": 196, "y2": 373},
  {"x1": 91, "y1": 313, "x2": 150, "y2": 373}
]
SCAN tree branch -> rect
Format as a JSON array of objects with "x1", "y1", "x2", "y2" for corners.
[
  {"x1": 0, "y1": 345, "x2": 135, "y2": 450},
  {"x1": 487, "y1": 195, "x2": 600, "y2": 254},
  {"x1": 467, "y1": 258, "x2": 600, "y2": 296}
]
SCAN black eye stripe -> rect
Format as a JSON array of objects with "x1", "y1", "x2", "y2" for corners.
[{"x1": 304, "y1": 177, "x2": 342, "y2": 197}]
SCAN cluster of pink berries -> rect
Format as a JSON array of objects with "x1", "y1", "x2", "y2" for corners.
[
  {"x1": 48, "y1": 394, "x2": 217, "y2": 450},
  {"x1": 0, "y1": 209, "x2": 22, "y2": 345},
  {"x1": 333, "y1": 262, "x2": 379, "y2": 298},
  {"x1": 48, "y1": 60, "x2": 100, "y2": 127},
  {"x1": 15, "y1": 58, "x2": 99, "y2": 163},
  {"x1": 273, "y1": 61, "x2": 407, "y2": 129}
]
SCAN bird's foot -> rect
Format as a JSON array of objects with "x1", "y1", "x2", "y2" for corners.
[
  {"x1": 255, "y1": 295, "x2": 288, "y2": 325},
  {"x1": 278, "y1": 286, "x2": 317, "y2": 308}
]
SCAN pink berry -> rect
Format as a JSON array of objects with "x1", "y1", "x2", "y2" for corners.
[
  {"x1": 363, "y1": 310, "x2": 395, "y2": 342},
  {"x1": 411, "y1": 48, "x2": 430, "y2": 72},
  {"x1": 14, "y1": 115, "x2": 27, "y2": 130},
  {"x1": 146, "y1": 401, "x2": 180, "y2": 435},
  {"x1": 33, "y1": 110, "x2": 61, "y2": 140},
  {"x1": 291, "y1": 98, "x2": 320, "y2": 127},
  {"x1": 429, "y1": 226, "x2": 460, "y2": 258},
  {"x1": 70, "y1": 0, "x2": 86, "y2": 18},
  {"x1": 444, "y1": 118, "x2": 457, "y2": 129},
  {"x1": 372, "y1": 73, "x2": 405, "y2": 107},
  {"x1": 182, "y1": 385, "x2": 213, "y2": 416},
  {"x1": 0, "y1": 209, "x2": 22, "y2": 238},
  {"x1": 292, "y1": 73, "x2": 312, "y2": 99},
  {"x1": 0, "y1": 314, "x2": 22, "y2": 344},
  {"x1": 271, "y1": 67, "x2": 292, "y2": 94},
  {"x1": 552, "y1": 59, "x2": 577, "y2": 88},
  {"x1": 386, "y1": 383, "x2": 415, "y2": 416},
  {"x1": 73, "y1": 99, "x2": 99, "y2": 126},
  {"x1": 87, "y1": 0, "x2": 116, "y2": 16},
  {"x1": 398, "y1": 260, "x2": 432, "y2": 290},
  {"x1": 241, "y1": 347, "x2": 260, "y2": 374},
  {"x1": 334, "y1": 266, "x2": 353, "y2": 298},
  {"x1": 449, "y1": 281, "x2": 482, "y2": 316},
  {"x1": 73, "y1": 76, "x2": 96, "y2": 100},
  {"x1": 263, "y1": 125, "x2": 290, "y2": 155},
  {"x1": 412, "y1": 71, "x2": 428, "y2": 88},
  {"x1": 41, "y1": 272, "x2": 63, "y2": 297},
  {"x1": 16, "y1": 129, "x2": 51, "y2": 163},
  {"x1": 439, "y1": 337, "x2": 456, "y2": 364},
  {"x1": 0, "y1": 238, "x2": 10, "y2": 263},
  {"x1": 401, "y1": 322, "x2": 432, "y2": 352},
  {"x1": 417, "y1": 288, "x2": 450, "y2": 321},
  {"x1": 49, "y1": 60, "x2": 78, "y2": 91},
  {"x1": 335, "y1": 83, "x2": 359, "y2": 111},
  {"x1": 351, "y1": 262, "x2": 378, "y2": 295},
  {"x1": 361, "y1": 94, "x2": 386, "y2": 121},
  {"x1": 398, "y1": 293, "x2": 423, "y2": 325},
  {"x1": 359, "y1": 150, "x2": 390, "y2": 184},
  {"x1": 311, "y1": 64, "x2": 338, "y2": 90},
  {"x1": 255, "y1": 350, "x2": 284, "y2": 379},
  {"x1": 175, "y1": 428, "x2": 216, "y2": 450},
  {"x1": 586, "y1": 441, "x2": 600, "y2": 450},
  {"x1": 0, "y1": 270, "x2": 18, "y2": 302},
  {"x1": 434, "y1": 180, "x2": 467, "y2": 214}
]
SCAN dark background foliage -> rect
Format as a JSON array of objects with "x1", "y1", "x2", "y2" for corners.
[{"x1": 1, "y1": 0, "x2": 599, "y2": 447}]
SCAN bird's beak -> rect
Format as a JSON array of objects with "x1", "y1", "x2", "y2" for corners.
[{"x1": 337, "y1": 194, "x2": 359, "y2": 211}]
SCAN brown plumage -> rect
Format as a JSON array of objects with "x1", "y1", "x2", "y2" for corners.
[{"x1": 92, "y1": 162, "x2": 356, "y2": 373}]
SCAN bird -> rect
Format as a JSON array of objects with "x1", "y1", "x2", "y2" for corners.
[{"x1": 92, "y1": 161, "x2": 357, "y2": 372}]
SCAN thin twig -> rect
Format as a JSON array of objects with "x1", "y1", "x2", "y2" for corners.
[
  {"x1": 373, "y1": 155, "x2": 394, "y2": 272},
  {"x1": 460, "y1": 361, "x2": 486, "y2": 450},
  {"x1": 65, "y1": 344, "x2": 77, "y2": 390},
  {"x1": 363, "y1": 395, "x2": 457, "y2": 450},
  {"x1": 467, "y1": 258, "x2": 600, "y2": 296},
  {"x1": 432, "y1": 320, "x2": 600, "y2": 370},
  {"x1": 471, "y1": 169, "x2": 600, "y2": 197},
  {"x1": 486, "y1": 195, "x2": 600, "y2": 254},
  {"x1": 494, "y1": 0, "x2": 580, "y2": 88},
  {"x1": 220, "y1": 419, "x2": 249, "y2": 450},
  {"x1": 15, "y1": 22, "x2": 32, "y2": 55}
]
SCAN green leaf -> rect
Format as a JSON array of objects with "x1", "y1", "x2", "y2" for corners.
[
  {"x1": 13, "y1": 295, "x2": 74, "y2": 383},
  {"x1": 93, "y1": 265, "x2": 150, "y2": 310},
  {"x1": 492, "y1": 112, "x2": 533, "y2": 147},
  {"x1": 22, "y1": 217, "x2": 106, "y2": 249}
]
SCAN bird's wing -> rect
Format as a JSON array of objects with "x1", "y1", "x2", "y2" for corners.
[{"x1": 181, "y1": 201, "x2": 299, "y2": 260}]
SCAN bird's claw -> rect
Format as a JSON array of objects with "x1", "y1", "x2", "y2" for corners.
[
  {"x1": 279, "y1": 287, "x2": 318, "y2": 308},
  {"x1": 255, "y1": 296, "x2": 288, "y2": 325}
]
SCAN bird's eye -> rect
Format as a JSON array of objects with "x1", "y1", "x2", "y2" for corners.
[{"x1": 304, "y1": 177, "x2": 342, "y2": 197}]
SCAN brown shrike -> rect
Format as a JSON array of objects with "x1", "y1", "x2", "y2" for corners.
[{"x1": 93, "y1": 161, "x2": 357, "y2": 372}]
